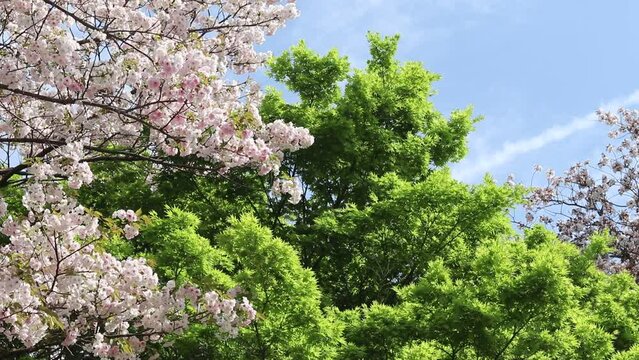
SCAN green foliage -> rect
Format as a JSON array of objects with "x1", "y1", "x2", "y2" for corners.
[
  {"x1": 262, "y1": 32, "x2": 479, "y2": 210},
  {"x1": 261, "y1": 33, "x2": 493, "y2": 311},
  {"x1": 337, "y1": 303, "x2": 413, "y2": 359},
  {"x1": 308, "y1": 171, "x2": 523, "y2": 308},
  {"x1": 80, "y1": 161, "x2": 266, "y2": 240},
  {"x1": 220, "y1": 214, "x2": 342, "y2": 359},
  {"x1": 337, "y1": 228, "x2": 639, "y2": 359},
  {"x1": 78, "y1": 161, "x2": 161, "y2": 215},
  {"x1": 150, "y1": 170, "x2": 267, "y2": 239},
  {"x1": 268, "y1": 40, "x2": 350, "y2": 105},
  {"x1": 613, "y1": 346, "x2": 639, "y2": 360},
  {"x1": 136, "y1": 207, "x2": 234, "y2": 290},
  {"x1": 0, "y1": 180, "x2": 25, "y2": 245},
  {"x1": 396, "y1": 342, "x2": 447, "y2": 360},
  {"x1": 164, "y1": 214, "x2": 342, "y2": 360}
]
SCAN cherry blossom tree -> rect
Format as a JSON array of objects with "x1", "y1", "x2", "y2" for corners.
[
  {"x1": 0, "y1": 0, "x2": 313, "y2": 358},
  {"x1": 526, "y1": 108, "x2": 639, "y2": 277}
]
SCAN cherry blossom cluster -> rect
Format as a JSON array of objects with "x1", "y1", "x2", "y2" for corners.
[
  {"x1": 0, "y1": 180, "x2": 256, "y2": 358},
  {"x1": 0, "y1": 0, "x2": 312, "y2": 181},
  {"x1": 28, "y1": 142, "x2": 94, "y2": 189},
  {"x1": 271, "y1": 178, "x2": 303, "y2": 204},
  {"x1": 526, "y1": 108, "x2": 639, "y2": 276},
  {"x1": 0, "y1": 0, "x2": 309, "y2": 358},
  {"x1": 112, "y1": 209, "x2": 140, "y2": 240}
]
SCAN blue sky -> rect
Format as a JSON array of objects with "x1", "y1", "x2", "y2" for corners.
[{"x1": 260, "y1": 0, "x2": 639, "y2": 184}]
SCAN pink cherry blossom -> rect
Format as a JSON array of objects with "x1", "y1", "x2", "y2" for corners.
[
  {"x1": 526, "y1": 108, "x2": 639, "y2": 277},
  {"x1": 0, "y1": 0, "x2": 303, "y2": 358}
]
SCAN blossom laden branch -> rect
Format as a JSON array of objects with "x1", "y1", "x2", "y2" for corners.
[
  {"x1": 526, "y1": 108, "x2": 639, "y2": 276},
  {"x1": 0, "y1": 0, "x2": 310, "y2": 358}
]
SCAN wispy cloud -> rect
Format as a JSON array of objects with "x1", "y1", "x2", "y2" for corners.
[{"x1": 452, "y1": 90, "x2": 639, "y2": 181}]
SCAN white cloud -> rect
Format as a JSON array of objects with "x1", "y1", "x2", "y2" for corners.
[{"x1": 452, "y1": 90, "x2": 639, "y2": 181}]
